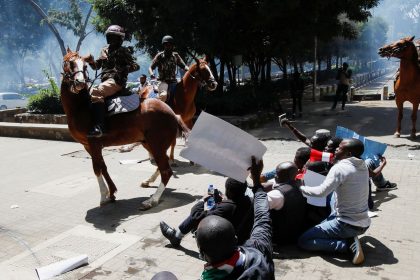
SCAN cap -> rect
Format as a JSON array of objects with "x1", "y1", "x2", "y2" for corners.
[{"x1": 314, "y1": 129, "x2": 330, "y2": 137}]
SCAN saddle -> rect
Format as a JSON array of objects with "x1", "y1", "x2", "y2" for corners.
[{"x1": 105, "y1": 88, "x2": 140, "y2": 116}]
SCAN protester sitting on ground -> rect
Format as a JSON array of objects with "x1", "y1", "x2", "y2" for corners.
[
  {"x1": 197, "y1": 156, "x2": 274, "y2": 280},
  {"x1": 366, "y1": 156, "x2": 397, "y2": 210},
  {"x1": 304, "y1": 162, "x2": 333, "y2": 227},
  {"x1": 298, "y1": 138, "x2": 371, "y2": 265},
  {"x1": 264, "y1": 161, "x2": 307, "y2": 246},
  {"x1": 260, "y1": 147, "x2": 311, "y2": 183},
  {"x1": 160, "y1": 178, "x2": 253, "y2": 247},
  {"x1": 325, "y1": 137, "x2": 343, "y2": 153},
  {"x1": 280, "y1": 118, "x2": 331, "y2": 151}
]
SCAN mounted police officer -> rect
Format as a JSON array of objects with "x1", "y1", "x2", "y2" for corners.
[
  {"x1": 148, "y1": 35, "x2": 189, "y2": 102},
  {"x1": 85, "y1": 25, "x2": 140, "y2": 137}
]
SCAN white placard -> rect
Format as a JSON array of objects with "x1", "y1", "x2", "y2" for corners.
[
  {"x1": 303, "y1": 170, "x2": 328, "y2": 207},
  {"x1": 180, "y1": 112, "x2": 267, "y2": 182},
  {"x1": 36, "y1": 254, "x2": 88, "y2": 280}
]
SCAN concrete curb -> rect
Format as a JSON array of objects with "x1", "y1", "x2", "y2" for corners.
[
  {"x1": 0, "y1": 112, "x2": 276, "y2": 142},
  {"x1": 0, "y1": 122, "x2": 74, "y2": 142}
]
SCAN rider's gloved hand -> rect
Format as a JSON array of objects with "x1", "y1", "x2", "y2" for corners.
[
  {"x1": 84, "y1": 54, "x2": 94, "y2": 64},
  {"x1": 150, "y1": 74, "x2": 156, "y2": 80}
]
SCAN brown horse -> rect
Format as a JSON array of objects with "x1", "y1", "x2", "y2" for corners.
[
  {"x1": 137, "y1": 57, "x2": 217, "y2": 183},
  {"x1": 379, "y1": 36, "x2": 420, "y2": 138},
  {"x1": 60, "y1": 48, "x2": 189, "y2": 210}
]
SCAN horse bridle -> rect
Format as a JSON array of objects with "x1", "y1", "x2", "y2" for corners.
[
  {"x1": 62, "y1": 58, "x2": 88, "y2": 80},
  {"x1": 189, "y1": 61, "x2": 215, "y2": 88}
]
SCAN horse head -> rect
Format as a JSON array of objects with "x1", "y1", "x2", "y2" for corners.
[
  {"x1": 378, "y1": 36, "x2": 417, "y2": 60},
  {"x1": 62, "y1": 47, "x2": 89, "y2": 93},
  {"x1": 189, "y1": 56, "x2": 218, "y2": 91}
]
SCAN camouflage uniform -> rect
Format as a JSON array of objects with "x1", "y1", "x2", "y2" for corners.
[
  {"x1": 150, "y1": 51, "x2": 188, "y2": 102},
  {"x1": 89, "y1": 46, "x2": 139, "y2": 103}
]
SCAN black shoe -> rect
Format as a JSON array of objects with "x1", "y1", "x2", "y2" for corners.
[
  {"x1": 160, "y1": 221, "x2": 181, "y2": 247},
  {"x1": 87, "y1": 125, "x2": 105, "y2": 138},
  {"x1": 376, "y1": 181, "x2": 397, "y2": 192},
  {"x1": 349, "y1": 236, "x2": 365, "y2": 265}
]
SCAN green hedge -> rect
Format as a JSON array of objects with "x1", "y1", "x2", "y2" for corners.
[{"x1": 27, "y1": 71, "x2": 64, "y2": 114}]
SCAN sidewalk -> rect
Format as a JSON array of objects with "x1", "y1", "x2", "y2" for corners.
[{"x1": 0, "y1": 73, "x2": 419, "y2": 279}]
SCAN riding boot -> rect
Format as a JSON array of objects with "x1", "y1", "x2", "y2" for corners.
[{"x1": 87, "y1": 102, "x2": 107, "y2": 138}]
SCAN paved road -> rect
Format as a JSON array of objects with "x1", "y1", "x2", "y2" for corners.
[{"x1": 1, "y1": 74, "x2": 419, "y2": 279}]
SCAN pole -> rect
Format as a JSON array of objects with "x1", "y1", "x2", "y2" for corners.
[{"x1": 312, "y1": 35, "x2": 317, "y2": 102}]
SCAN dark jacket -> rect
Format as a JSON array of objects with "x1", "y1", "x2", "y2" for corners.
[
  {"x1": 191, "y1": 196, "x2": 253, "y2": 244},
  {"x1": 89, "y1": 45, "x2": 139, "y2": 87},
  {"x1": 150, "y1": 51, "x2": 188, "y2": 83},
  {"x1": 223, "y1": 188, "x2": 275, "y2": 280},
  {"x1": 271, "y1": 183, "x2": 307, "y2": 245}
]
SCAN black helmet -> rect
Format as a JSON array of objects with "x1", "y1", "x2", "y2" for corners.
[
  {"x1": 162, "y1": 35, "x2": 174, "y2": 45},
  {"x1": 105, "y1": 25, "x2": 125, "y2": 38}
]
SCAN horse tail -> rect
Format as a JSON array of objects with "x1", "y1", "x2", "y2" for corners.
[{"x1": 175, "y1": 115, "x2": 190, "y2": 139}]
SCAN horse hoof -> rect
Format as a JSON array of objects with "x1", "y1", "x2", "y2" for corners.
[
  {"x1": 140, "y1": 182, "x2": 150, "y2": 188},
  {"x1": 119, "y1": 146, "x2": 134, "y2": 153},
  {"x1": 139, "y1": 199, "x2": 158, "y2": 211},
  {"x1": 410, "y1": 133, "x2": 417, "y2": 139},
  {"x1": 100, "y1": 197, "x2": 116, "y2": 207},
  {"x1": 394, "y1": 132, "x2": 401, "y2": 138}
]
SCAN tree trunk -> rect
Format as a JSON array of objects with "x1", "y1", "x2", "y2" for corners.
[
  {"x1": 76, "y1": 5, "x2": 93, "y2": 51},
  {"x1": 218, "y1": 58, "x2": 225, "y2": 92},
  {"x1": 299, "y1": 62, "x2": 304, "y2": 74},
  {"x1": 293, "y1": 57, "x2": 299, "y2": 73},
  {"x1": 266, "y1": 57, "x2": 271, "y2": 81},
  {"x1": 312, "y1": 35, "x2": 317, "y2": 102},
  {"x1": 260, "y1": 59, "x2": 266, "y2": 83},
  {"x1": 26, "y1": 0, "x2": 66, "y2": 56}
]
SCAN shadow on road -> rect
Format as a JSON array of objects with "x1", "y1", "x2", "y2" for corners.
[
  {"x1": 321, "y1": 236, "x2": 398, "y2": 267},
  {"x1": 85, "y1": 188, "x2": 200, "y2": 233}
]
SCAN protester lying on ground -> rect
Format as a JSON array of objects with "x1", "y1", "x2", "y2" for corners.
[
  {"x1": 197, "y1": 156, "x2": 274, "y2": 280},
  {"x1": 366, "y1": 155, "x2": 397, "y2": 210},
  {"x1": 160, "y1": 178, "x2": 253, "y2": 247},
  {"x1": 264, "y1": 161, "x2": 307, "y2": 246},
  {"x1": 280, "y1": 118, "x2": 331, "y2": 151},
  {"x1": 298, "y1": 138, "x2": 371, "y2": 265}
]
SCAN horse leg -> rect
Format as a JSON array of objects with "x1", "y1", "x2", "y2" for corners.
[
  {"x1": 169, "y1": 138, "x2": 177, "y2": 167},
  {"x1": 139, "y1": 143, "x2": 173, "y2": 211},
  {"x1": 410, "y1": 103, "x2": 419, "y2": 138},
  {"x1": 87, "y1": 145, "x2": 116, "y2": 205},
  {"x1": 394, "y1": 101, "x2": 404, "y2": 137},
  {"x1": 185, "y1": 119, "x2": 195, "y2": 165},
  {"x1": 100, "y1": 158, "x2": 117, "y2": 201},
  {"x1": 140, "y1": 169, "x2": 160, "y2": 188},
  {"x1": 119, "y1": 142, "x2": 140, "y2": 153}
]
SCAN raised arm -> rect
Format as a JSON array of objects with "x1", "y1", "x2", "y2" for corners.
[
  {"x1": 244, "y1": 156, "x2": 272, "y2": 258},
  {"x1": 281, "y1": 119, "x2": 311, "y2": 146}
]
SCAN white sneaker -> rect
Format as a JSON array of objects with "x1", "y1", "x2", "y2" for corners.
[{"x1": 349, "y1": 236, "x2": 365, "y2": 265}]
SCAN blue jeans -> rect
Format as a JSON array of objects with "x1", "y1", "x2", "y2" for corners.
[
  {"x1": 298, "y1": 214, "x2": 368, "y2": 253},
  {"x1": 365, "y1": 158, "x2": 387, "y2": 187}
]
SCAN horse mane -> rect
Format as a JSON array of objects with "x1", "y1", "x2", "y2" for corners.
[
  {"x1": 406, "y1": 40, "x2": 419, "y2": 62},
  {"x1": 63, "y1": 51, "x2": 80, "y2": 62}
]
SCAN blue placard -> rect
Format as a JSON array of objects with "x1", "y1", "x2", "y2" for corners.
[{"x1": 335, "y1": 126, "x2": 387, "y2": 164}]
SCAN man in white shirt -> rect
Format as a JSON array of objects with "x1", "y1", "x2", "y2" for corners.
[{"x1": 298, "y1": 138, "x2": 370, "y2": 265}]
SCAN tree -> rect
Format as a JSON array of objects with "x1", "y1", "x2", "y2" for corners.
[
  {"x1": 25, "y1": 0, "x2": 94, "y2": 56},
  {"x1": 0, "y1": 1, "x2": 49, "y2": 87}
]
